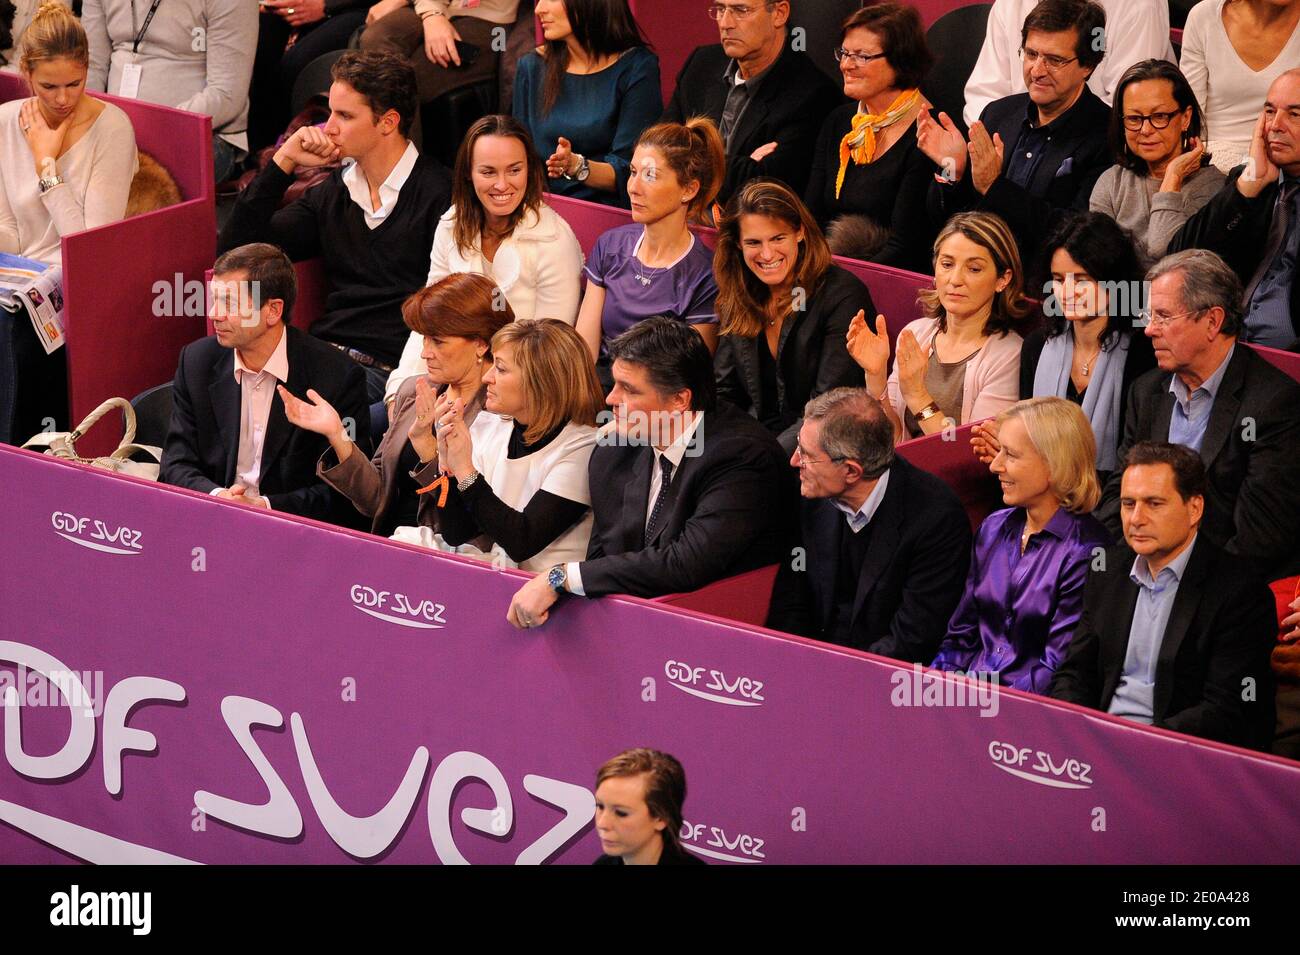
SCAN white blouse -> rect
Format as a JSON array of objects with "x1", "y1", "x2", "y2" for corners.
[
  {"x1": 384, "y1": 201, "x2": 585, "y2": 404},
  {"x1": 0, "y1": 98, "x2": 137, "y2": 265}
]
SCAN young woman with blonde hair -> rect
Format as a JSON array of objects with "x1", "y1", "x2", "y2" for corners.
[
  {"x1": 0, "y1": 0, "x2": 136, "y2": 265},
  {"x1": 433, "y1": 318, "x2": 605, "y2": 571}
]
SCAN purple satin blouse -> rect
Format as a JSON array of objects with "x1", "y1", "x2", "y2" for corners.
[{"x1": 931, "y1": 506, "x2": 1111, "y2": 694}]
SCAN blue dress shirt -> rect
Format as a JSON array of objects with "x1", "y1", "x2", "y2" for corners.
[
  {"x1": 1167, "y1": 345, "x2": 1233, "y2": 452},
  {"x1": 1244, "y1": 174, "x2": 1299, "y2": 349},
  {"x1": 1107, "y1": 535, "x2": 1199, "y2": 724}
]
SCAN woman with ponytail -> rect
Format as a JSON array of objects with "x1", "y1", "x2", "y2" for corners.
[
  {"x1": 576, "y1": 118, "x2": 725, "y2": 378},
  {"x1": 0, "y1": 0, "x2": 136, "y2": 266}
]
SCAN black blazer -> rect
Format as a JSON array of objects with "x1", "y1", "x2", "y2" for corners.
[
  {"x1": 1096, "y1": 344, "x2": 1300, "y2": 577},
  {"x1": 765, "y1": 457, "x2": 972, "y2": 662},
  {"x1": 578, "y1": 402, "x2": 794, "y2": 598},
  {"x1": 928, "y1": 89, "x2": 1112, "y2": 268},
  {"x1": 662, "y1": 39, "x2": 842, "y2": 202},
  {"x1": 1049, "y1": 540, "x2": 1278, "y2": 751},
  {"x1": 161, "y1": 326, "x2": 371, "y2": 523},
  {"x1": 713, "y1": 265, "x2": 872, "y2": 454},
  {"x1": 1169, "y1": 166, "x2": 1300, "y2": 346}
]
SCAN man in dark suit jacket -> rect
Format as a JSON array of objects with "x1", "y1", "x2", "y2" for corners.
[
  {"x1": 920, "y1": 0, "x2": 1111, "y2": 271},
  {"x1": 1052, "y1": 442, "x2": 1277, "y2": 751},
  {"x1": 1096, "y1": 250, "x2": 1300, "y2": 578},
  {"x1": 161, "y1": 244, "x2": 370, "y2": 523},
  {"x1": 765, "y1": 388, "x2": 971, "y2": 662},
  {"x1": 662, "y1": 0, "x2": 841, "y2": 203},
  {"x1": 506, "y1": 318, "x2": 793, "y2": 629},
  {"x1": 1169, "y1": 72, "x2": 1300, "y2": 350}
]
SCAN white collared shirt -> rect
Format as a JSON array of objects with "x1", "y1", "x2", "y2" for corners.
[
  {"x1": 340, "y1": 140, "x2": 419, "y2": 230},
  {"x1": 229, "y1": 327, "x2": 290, "y2": 498},
  {"x1": 831, "y1": 469, "x2": 891, "y2": 534}
]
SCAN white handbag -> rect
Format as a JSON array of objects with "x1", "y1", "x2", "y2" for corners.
[{"x1": 22, "y1": 397, "x2": 162, "y2": 480}]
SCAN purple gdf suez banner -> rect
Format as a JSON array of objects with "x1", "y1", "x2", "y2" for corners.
[{"x1": 1, "y1": 445, "x2": 1299, "y2": 864}]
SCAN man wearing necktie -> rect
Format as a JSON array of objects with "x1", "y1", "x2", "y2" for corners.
[{"x1": 506, "y1": 317, "x2": 793, "y2": 630}]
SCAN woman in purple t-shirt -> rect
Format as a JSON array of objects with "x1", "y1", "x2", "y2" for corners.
[{"x1": 576, "y1": 118, "x2": 725, "y2": 374}]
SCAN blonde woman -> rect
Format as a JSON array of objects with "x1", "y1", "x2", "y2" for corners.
[
  {"x1": 931, "y1": 396, "x2": 1111, "y2": 694},
  {"x1": 0, "y1": 0, "x2": 136, "y2": 265},
  {"x1": 846, "y1": 211, "x2": 1029, "y2": 444},
  {"x1": 433, "y1": 318, "x2": 605, "y2": 571}
]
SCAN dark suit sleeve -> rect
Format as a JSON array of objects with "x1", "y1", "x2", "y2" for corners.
[
  {"x1": 265, "y1": 361, "x2": 370, "y2": 519},
  {"x1": 660, "y1": 48, "x2": 697, "y2": 125},
  {"x1": 977, "y1": 153, "x2": 1108, "y2": 256},
  {"x1": 726, "y1": 76, "x2": 837, "y2": 200},
  {"x1": 1157, "y1": 575, "x2": 1277, "y2": 746},
  {"x1": 1048, "y1": 570, "x2": 1105, "y2": 707},
  {"x1": 217, "y1": 162, "x2": 324, "y2": 259},
  {"x1": 803, "y1": 114, "x2": 836, "y2": 224},
  {"x1": 1095, "y1": 375, "x2": 1151, "y2": 539},
  {"x1": 713, "y1": 335, "x2": 751, "y2": 411},
  {"x1": 1167, "y1": 169, "x2": 1267, "y2": 279},
  {"x1": 577, "y1": 439, "x2": 780, "y2": 598},
  {"x1": 160, "y1": 348, "x2": 221, "y2": 494},
  {"x1": 872, "y1": 143, "x2": 938, "y2": 271},
  {"x1": 866, "y1": 498, "x2": 972, "y2": 664},
  {"x1": 763, "y1": 523, "x2": 815, "y2": 637},
  {"x1": 1224, "y1": 381, "x2": 1300, "y2": 565}
]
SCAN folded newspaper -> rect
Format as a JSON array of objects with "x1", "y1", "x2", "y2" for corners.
[{"x1": 0, "y1": 252, "x2": 65, "y2": 354}]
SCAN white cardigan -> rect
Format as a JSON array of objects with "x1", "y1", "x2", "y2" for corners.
[{"x1": 384, "y1": 201, "x2": 585, "y2": 403}]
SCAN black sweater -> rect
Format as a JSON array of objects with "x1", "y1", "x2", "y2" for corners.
[
  {"x1": 805, "y1": 103, "x2": 936, "y2": 272},
  {"x1": 218, "y1": 153, "x2": 452, "y2": 366}
]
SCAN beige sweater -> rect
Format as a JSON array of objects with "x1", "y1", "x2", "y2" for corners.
[{"x1": 0, "y1": 98, "x2": 137, "y2": 265}]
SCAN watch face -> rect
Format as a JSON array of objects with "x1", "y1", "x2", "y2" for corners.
[{"x1": 548, "y1": 566, "x2": 566, "y2": 591}]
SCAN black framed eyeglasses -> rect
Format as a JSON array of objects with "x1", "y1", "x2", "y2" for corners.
[
  {"x1": 834, "y1": 48, "x2": 889, "y2": 67},
  {"x1": 1121, "y1": 110, "x2": 1182, "y2": 132}
]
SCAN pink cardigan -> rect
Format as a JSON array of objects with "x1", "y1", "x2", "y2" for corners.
[{"x1": 886, "y1": 317, "x2": 1023, "y2": 427}]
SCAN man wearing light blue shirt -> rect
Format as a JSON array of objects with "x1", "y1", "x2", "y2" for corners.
[{"x1": 1054, "y1": 442, "x2": 1277, "y2": 749}]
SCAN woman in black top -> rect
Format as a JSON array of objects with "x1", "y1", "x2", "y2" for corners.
[
  {"x1": 713, "y1": 179, "x2": 872, "y2": 454},
  {"x1": 972, "y1": 212, "x2": 1156, "y2": 480},
  {"x1": 592, "y1": 749, "x2": 704, "y2": 866},
  {"x1": 804, "y1": 2, "x2": 935, "y2": 270}
]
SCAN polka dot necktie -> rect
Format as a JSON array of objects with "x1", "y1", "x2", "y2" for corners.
[{"x1": 644, "y1": 455, "x2": 675, "y2": 546}]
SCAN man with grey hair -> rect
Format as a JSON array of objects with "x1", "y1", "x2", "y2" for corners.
[
  {"x1": 1096, "y1": 248, "x2": 1300, "y2": 577},
  {"x1": 765, "y1": 387, "x2": 971, "y2": 662},
  {"x1": 1170, "y1": 69, "x2": 1300, "y2": 349}
]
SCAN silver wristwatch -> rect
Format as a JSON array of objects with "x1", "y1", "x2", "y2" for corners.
[
  {"x1": 564, "y1": 154, "x2": 591, "y2": 182},
  {"x1": 38, "y1": 174, "x2": 64, "y2": 194}
]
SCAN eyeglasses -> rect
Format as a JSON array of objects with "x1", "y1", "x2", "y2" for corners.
[
  {"x1": 1137, "y1": 307, "x2": 1206, "y2": 329},
  {"x1": 794, "y1": 445, "x2": 847, "y2": 467},
  {"x1": 1019, "y1": 47, "x2": 1078, "y2": 72},
  {"x1": 706, "y1": 2, "x2": 774, "y2": 21},
  {"x1": 1121, "y1": 110, "x2": 1182, "y2": 132},
  {"x1": 834, "y1": 48, "x2": 889, "y2": 67}
]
